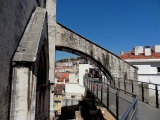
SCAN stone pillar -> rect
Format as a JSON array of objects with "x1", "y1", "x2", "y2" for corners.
[
  {"x1": 46, "y1": 0, "x2": 56, "y2": 119},
  {"x1": 10, "y1": 66, "x2": 30, "y2": 120},
  {"x1": 10, "y1": 65, "x2": 37, "y2": 120}
]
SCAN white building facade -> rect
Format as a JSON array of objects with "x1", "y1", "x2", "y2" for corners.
[
  {"x1": 125, "y1": 59, "x2": 160, "y2": 84},
  {"x1": 120, "y1": 45, "x2": 160, "y2": 97}
]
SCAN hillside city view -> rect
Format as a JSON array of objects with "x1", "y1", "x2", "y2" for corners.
[{"x1": 54, "y1": 54, "x2": 104, "y2": 119}]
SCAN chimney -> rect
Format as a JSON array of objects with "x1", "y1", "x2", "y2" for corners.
[
  {"x1": 144, "y1": 46, "x2": 151, "y2": 56},
  {"x1": 151, "y1": 45, "x2": 160, "y2": 53},
  {"x1": 120, "y1": 51, "x2": 124, "y2": 55},
  {"x1": 134, "y1": 46, "x2": 143, "y2": 55}
]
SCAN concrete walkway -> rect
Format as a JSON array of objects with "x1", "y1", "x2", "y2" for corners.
[
  {"x1": 86, "y1": 82, "x2": 160, "y2": 120},
  {"x1": 110, "y1": 86, "x2": 160, "y2": 120},
  {"x1": 138, "y1": 101, "x2": 160, "y2": 120}
]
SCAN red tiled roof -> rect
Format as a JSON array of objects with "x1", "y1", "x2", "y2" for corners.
[
  {"x1": 54, "y1": 84, "x2": 65, "y2": 95},
  {"x1": 56, "y1": 78, "x2": 68, "y2": 82},
  {"x1": 57, "y1": 78, "x2": 64, "y2": 82},
  {"x1": 120, "y1": 50, "x2": 160, "y2": 60},
  {"x1": 55, "y1": 72, "x2": 69, "y2": 83},
  {"x1": 61, "y1": 73, "x2": 69, "y2": 77}
]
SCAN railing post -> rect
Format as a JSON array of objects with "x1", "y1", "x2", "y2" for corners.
[
  {"x1": 91, "y1": 79, "x2": 93, "y2": 92},
  {"x1": 87, "y1": 76, "x2": 88, "y2": 87},
  {"x1": 132, "y1": 80, "x2": 134, "y2": 94},
  {"x1": 89, "y1": 77, "x2": 91, "y2": 90},
  {"x1": 101, "y1": 82, "x2": 103, "y2": 104},
  {"x1": 88, "y1": 78, "x2": 89, "y2": 88},
  {"x1": 93, "y1": 82, "x2": 95, "y2": 95},
  {"x1": 116, "y1": 89, "x2": 119, "y2": 120},
  {"x1": 141, "y1": 82, "x2": 144, "y2": 102},
  {"x1": 155, "y1": 84, "x2": 159, "y2": 108},
  {"x1": 124, "y1": 79, "x2": 126, "y2": 94},
  {"x1": 91, "y1": 78, "x2": 93, "y2": 91},
  {"x1": 118, "y1": 78, "x2": 120, "y2": 89},
  {"x1": 107, "y1": 86, "x2": 109, "y2": 110},
  {"x1": 97, "y1": 84, "x2": 98, "y2": 97},
  {"x1": 88, "y1": 77, "x2": 89, "y2": 88}
]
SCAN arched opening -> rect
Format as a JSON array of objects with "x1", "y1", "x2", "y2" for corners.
[
  {"x1": 56, "y1": 46, "x2": 112, "y2": 77},
  {"x1": 54, "y1": 46, "x2": 114, "y2": 119},
  {"x1": 35, "y1": 40, "x2": 49, "y2": 120}
]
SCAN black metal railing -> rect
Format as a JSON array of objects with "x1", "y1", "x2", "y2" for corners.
[
  {"x1": 84, "y1": 75, "x2": 138, "y2": 120},
  {"x1": 106, "y1": 76, "x2": 160, "y2": 109}
]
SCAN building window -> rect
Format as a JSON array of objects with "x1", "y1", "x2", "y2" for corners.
[
  {"x1": 157, "y1": 67, "x2": 160, "y2": 73},
  {"x1": 71, "y1": 95, "x2": 75, "y2": 98},
  {"x1": 55, "y1": 95, "x2": 58, "y2": 98},
  {"x1": 54, "y1": 101, "x2": 58, "y2": 107}
]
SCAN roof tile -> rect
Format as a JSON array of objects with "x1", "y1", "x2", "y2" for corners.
[{"x1": 120, "y1": 50, "x2": 160, "y2": 59}]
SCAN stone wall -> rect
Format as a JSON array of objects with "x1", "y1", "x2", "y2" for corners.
[
  {"x1": 10, "y1": 6, "x2": 49, "y2": 120},
  {"x1": 0, "y1": 0, "x2": 45, "y2": 119},
  {"x1": 56, "y1": 23, "x2": 138, "y2": 80}
]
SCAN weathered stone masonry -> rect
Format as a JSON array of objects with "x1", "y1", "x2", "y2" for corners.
[
  {"x1": 10, "y1": 7, "x2": 50, "y2": 120},
  {"x1": 0, "y1": 0, "x2": 44, "y2": 119},
  {"x1": 46, "y1": 0, "x2": 57, "y2": 119}
]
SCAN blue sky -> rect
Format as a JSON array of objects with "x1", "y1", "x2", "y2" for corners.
[{"x1": 56, "y1": 0, "x2": 160, "y2": 61}]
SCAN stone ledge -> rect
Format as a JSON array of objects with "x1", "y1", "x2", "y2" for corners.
[
  {"x1": 97, "y1": 106, "x2": 115, "y2": 120},
  {"x1": 12, "y1": 7, "x2": 46, "y2": 62},
  {"x1": 75, "y1": 111, "x2": 84, "y2": 120}
]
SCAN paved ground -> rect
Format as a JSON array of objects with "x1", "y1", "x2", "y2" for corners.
[{"x1": 138, "y1": 101, "x2": 160, "y2": 120}]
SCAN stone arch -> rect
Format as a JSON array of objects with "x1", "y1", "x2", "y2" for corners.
[{"x1": 56, "y1": 22, "x2": 137, "y2": 79}]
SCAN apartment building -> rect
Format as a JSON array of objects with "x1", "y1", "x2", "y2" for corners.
[
  {"x1": 54, "y1": 84, "x2": 65, "y2": 115},
  {"x1": 120, "y1": 45, "x2": 160, "y2": 97}
]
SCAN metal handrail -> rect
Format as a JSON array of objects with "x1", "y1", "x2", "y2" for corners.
[
  {"x1": 113, "y1": 77, "x2": 160, "y2": 86},
  {"x1": 110, "y1": 77, "x2": 159, "y2": 108},
  {"x1": 84, "y1": 76, "x2": 138, "y2": 120},
  {"x1": 121, "y1": 95, "x2": 139, "y2": 120}
]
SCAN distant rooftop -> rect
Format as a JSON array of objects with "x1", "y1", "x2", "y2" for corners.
[
  {"x1": 54, "y1": 84, "x2": 65, "y2": 95},
  {"x1": 120, "y1": 45, "x2": 160, "y2": 60}
]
